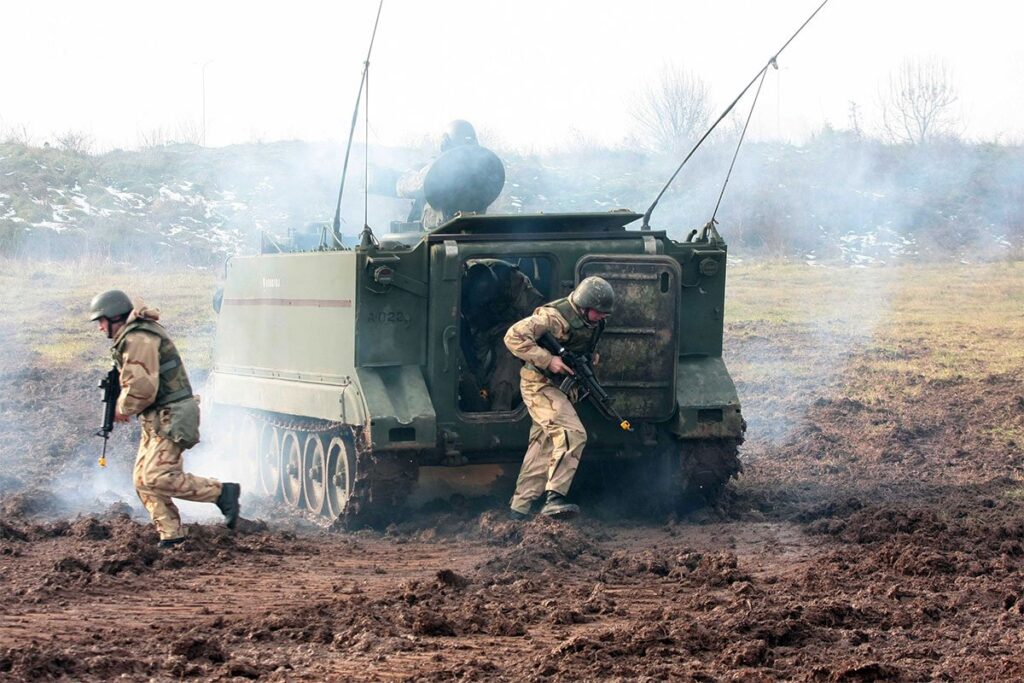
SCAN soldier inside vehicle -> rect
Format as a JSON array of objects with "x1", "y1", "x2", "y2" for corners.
[{"x1": 458, "y1": 256, "x2": 551, "y2": 413}]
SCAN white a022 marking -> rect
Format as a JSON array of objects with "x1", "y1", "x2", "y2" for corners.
[{"x1": 262, "y1": 277, "x2": 281, "y2": 288}]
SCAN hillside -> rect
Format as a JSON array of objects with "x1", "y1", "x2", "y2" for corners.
[{"x1": 1, "y1": 136, "x2": 1021, "y2": 264}]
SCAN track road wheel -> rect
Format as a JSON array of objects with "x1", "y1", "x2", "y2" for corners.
[
  {"x1": 281, "y1": 430, "x2": 303, "y2": 508},
  {"x1": 258, "y1": 425, "x2": 282, "y2": 498},
  {"x1": 302, "y1": 433, "x2": 327, "y2": 516},
  {"x1": 325, "y1": 434, "x2": 356, "y2": 520}
]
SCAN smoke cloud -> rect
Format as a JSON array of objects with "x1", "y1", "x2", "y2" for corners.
[{"x1": 1, "y1": 125, "x2": 1020, "y2": 524}]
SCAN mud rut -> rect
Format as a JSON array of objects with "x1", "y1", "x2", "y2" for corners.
[{"x1": 2, "y1": 322, "x2": 1024, "y2": 680}]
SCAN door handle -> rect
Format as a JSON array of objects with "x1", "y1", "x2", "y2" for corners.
[{"x1": 442, "y1": 325, "x2": 457, "y2": 373}]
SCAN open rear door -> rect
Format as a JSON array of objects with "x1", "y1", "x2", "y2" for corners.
[{"x1": 576, "y1": 255, "x2": 680, "y2": 421}]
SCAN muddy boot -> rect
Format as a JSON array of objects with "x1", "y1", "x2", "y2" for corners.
[
  {"x1": 216, "y1": 483, "x2": 241, "y2": 530},
  {"x1": 509, "y1": 509, "x2": 530, "y2": 522},
  {"x1": 157, "y1": 537, "x2": 186, "y2": 549},
  {"x1": 539, "y1": 491, "x2": 579, "y2": 519}
]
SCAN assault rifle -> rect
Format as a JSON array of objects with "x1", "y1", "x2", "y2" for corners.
[
  {"x1": 96, "y1": 364, "x2": 120, "y2": 467},
  {"x1": 536, "y1": 331, "x2": 633, "y2": 432}
]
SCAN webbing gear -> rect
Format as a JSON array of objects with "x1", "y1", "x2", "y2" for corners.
[
  {"x1": 111, "y1": 319, "x2": 194, "y2": 408},
  {"x1": 160, "y1": 387, "x2": 194, "y2": 405},
  {"x1": 548, "y1": 298, "x2": 602, "y2": 355}
]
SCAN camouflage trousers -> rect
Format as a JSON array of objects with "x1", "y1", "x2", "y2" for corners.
[
  {"x1": 510, "y1": 371, "x2": 587, "y2": 514},
  {"x1": 134, "y1": 413, "x2": 221, "y2": 541}
]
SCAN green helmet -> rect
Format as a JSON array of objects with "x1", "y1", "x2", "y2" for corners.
[
  {"x1": 571, "y1": 276, "x2": 615, "y2": 315},
  {"x1": 89, "y1": 289, "x2": 133, "y2": 322}
]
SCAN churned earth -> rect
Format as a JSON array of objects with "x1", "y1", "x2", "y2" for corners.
[{"x1": 0, "y1": 259, "x2": 1022, "y2": 681}]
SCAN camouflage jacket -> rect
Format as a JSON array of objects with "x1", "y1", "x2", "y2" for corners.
[
  {"x1": 110, "y1": 307, "x2": 193, "y2": 416},
  {"x1": 503, "y1": 298, "x2": 602, "y2": 380}
]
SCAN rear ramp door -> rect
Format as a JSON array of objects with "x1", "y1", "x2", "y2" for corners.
[{"x1": 577, "y1": 255, "x2": 680, "y2": 421}]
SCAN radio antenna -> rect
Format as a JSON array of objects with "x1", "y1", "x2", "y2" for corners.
[
  {"x1": 332, "y1": 0, "x2": 384, "y2": 246},
  {"x1": 641, "y1": 0, "x2": 830, "y2": 230}
]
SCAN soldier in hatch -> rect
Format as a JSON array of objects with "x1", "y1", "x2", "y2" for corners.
[
  {"x1": 461, "y1": 259, "x2": 545, "y2": 411},
  {"x1": 90, "y1": 290, "x2": 241, "y2": 548},
  {"x1": 396, "y1": 119, "x2": 481, "y2": 229},
  {"x1": 503, "y1": 276, "x2": 615, "y2": 520}
]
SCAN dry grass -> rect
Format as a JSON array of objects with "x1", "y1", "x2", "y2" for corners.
[
  {"x1": 3, "y1": 256, "x2": 1021, "y2": 396},
  {"x1": 0, "y1": 257, "x2": 218, "y2": 373},
  {"x1": 726, "y1": 261, "x2": 1023, "y2": 398}
]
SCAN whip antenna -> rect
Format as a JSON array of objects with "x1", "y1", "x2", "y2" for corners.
[
  {"x1": 711, "y1": 67, "x2": 770, "y2": 224},
  {"x1": 331, "y1": 0, "x2": 384, "y2": 246},
  {"x1": 641, "y1": 0, "x2": 830, "y2": 230}
]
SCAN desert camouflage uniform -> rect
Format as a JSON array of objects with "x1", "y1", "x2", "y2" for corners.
[
  {"x1": 504, "y1": 298, "x2": 602, "y2": 514},
  {"x1": 112, "y1": 307, "x2": 221, "y2": 540},
  {"x1": 464, "y1": 260, "x2": 545, "y2": 411}
]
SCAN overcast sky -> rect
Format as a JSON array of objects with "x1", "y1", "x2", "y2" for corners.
[{"x1": 2, "y1": 0, "x2": 1021, "y2": 151}]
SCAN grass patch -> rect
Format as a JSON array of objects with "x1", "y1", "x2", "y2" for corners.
[
  {"x1": 33, "y1": 336, "x2": 95, "y2": 366},
  {"x1": 726, "y1": 260, "x2": 1023, "y2": 405},
  {"x1": 1, "y1": 257, "x2": 218, "y2": 373}
]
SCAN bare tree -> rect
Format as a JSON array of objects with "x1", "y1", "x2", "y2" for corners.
[
  {"x1": 1, "y1": 121, "x2": 34, "y2": 146},
  {"x1": 172, "y1": 119, "x2": 203, "y2": 145},
  {"x1": 55, "y1": 129, "x2": 93, "y2": 155},
  {"x1": 137, "y1": 126, "x2": 169, "y2": 148},
  {"x1": 631, "y1": 65, "x2": 712, "y2": 154},
  {"x1": 847, "y1": 100, "x2": 862, "y2": 137},
  {"x1": 137, "y1": 119, "x2": 203, "y2": 148},
  {"x1": 880, "y1": 57, "x2": 960, "y2": 144}
]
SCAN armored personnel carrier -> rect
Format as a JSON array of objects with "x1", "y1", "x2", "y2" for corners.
[
  {"x1": 203, "y1": 0, "x2": 848, "y2": 526},
  {"x1": 209, "y1": 210, "x2": 745, "y2": 526}
]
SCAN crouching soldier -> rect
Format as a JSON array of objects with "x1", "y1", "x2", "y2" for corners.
[
  {"x1": 503, "y1": 277, "x2": 615, "y2": 520},
  {"x1": 89, "y1": 290, "x2": 240, "y2": 548}
]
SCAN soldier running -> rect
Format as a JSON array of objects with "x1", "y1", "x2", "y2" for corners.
[
  {"x1": 90, "y1": 290, "x2": 241, "y2": 548},
  {"x1": 503, "y1": 276, "x2": 615, "y2": 520}
]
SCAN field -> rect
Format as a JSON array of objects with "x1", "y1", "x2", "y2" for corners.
[{"x1": 1, "y1": 258, "x2": 1022, "y2": 680}]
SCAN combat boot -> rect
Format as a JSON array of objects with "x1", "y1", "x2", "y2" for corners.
[
  {"x1": 157, "y1": 537, "x2": 186, "y2": 549},
  {"x1": 216, "y1": 482, "x2": 241, "y2": 530},
  {"x1": 539, "y1": 491, "x2": 579, "y2": 519},
  {"x1": 509, "y1": 509, "x2": 530, "y2": 522}
]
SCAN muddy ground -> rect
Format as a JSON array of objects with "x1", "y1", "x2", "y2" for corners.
[{"x1": 1, "y1": 262, "x2": 1023, "y2": 680}]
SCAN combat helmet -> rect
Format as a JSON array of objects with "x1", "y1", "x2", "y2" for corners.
[
  {"x1": 440, "y1": 119, "x2": 478, "y2": 152},
  {"x1": 89, "y1": 289, "x2": 133, "y2": 322},
  {"x1": 461, "y1": 262, "x2": 500, "y2": 319},
  {"x1": 570, "y1": 276, "x2": 615, "y2": 315}
]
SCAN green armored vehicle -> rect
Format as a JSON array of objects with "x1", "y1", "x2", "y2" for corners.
[
  {"x1": 209, "y1": 209, "x2": 745, "y2": 525},
  {"x1": 201, "y1": 0, "x2": 848, "y2": 525}
]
